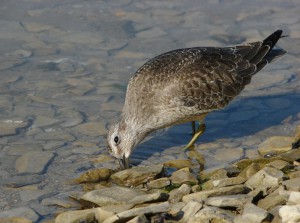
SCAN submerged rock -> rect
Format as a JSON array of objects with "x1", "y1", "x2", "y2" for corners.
[
  {"x1": 163, "y1": 159, "x2": 192, "y2": 169},
  {"x1": 110, "y1": 164, "x2": 164, "y2": 186}
]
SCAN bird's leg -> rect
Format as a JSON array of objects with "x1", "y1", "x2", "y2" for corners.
[
  {"x1": 184, "y1": 122, "x2": 206, "y2": 150},
  {"x1": 191, "y1": 121, "x2": 196, "y2": 135}
]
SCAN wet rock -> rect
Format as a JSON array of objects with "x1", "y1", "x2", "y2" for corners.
[
  {"x1": 190, "y1": 206, "x2": 235, "y2": 223},
  {"x1": 0, "y1": 218, "x2": 32, "y2": 223},
  {"x1": 258, "y1": 136, "x2": 294, "y2": 156},
  {"x1": 74, "y1": 168, "x2": 113, "y2": 183},
  {"x1": 110, "y1": 164, "x2": 164, "y2": 187},
  {"x1": 279, "y1": 205, "x2": 300, "y2": 223},
  {"x1": 179, "y1": 201, "x2": 203, "y2": 222},
  {"x1": 34, "y1": 129, "x2": 75, "y2": 141},
  {"x1": 163, "y1": 159, "x2": 192, "y2": 169},
  {"x1": 282, "y1": 177, "x2": 300, "y2": 190},
  {"x1": 19, "y1": 189, "x2": 55, "y2": 202},
  {"x1": 202, "y1": 176, "x2": 246, "y2": 190},
  {"x1": 245, "y1": 167, "x2": 283, "y2": 190},
  {"x1": 183, "y1": 185, "x2": 247, "y2": 202},
  {"x1": 257, "y1": 194, "x2": 286, "y2": 211},
  {"x1": 1, "y1": 175, "x2": 44, "y2": 188},
  {"x1": 15, "y1": 151, "x2": 54, "y2": 174},
  {"x1": 238, "y1": 163, "x2": 262, "y2": 179},
  {"x1": 71, "y1": 122, "x2": 107, "y2": 137},
  {"x1": 129, "y1": 192, "x2": 169, "y2": 206},
  {"x1": 0, "y1": 119, "x2": 28, "y2": 136},
  {"x1": 168, "y1": 184, "x2": 191, "y2": 203},
  {"x1": 41, "y1": 197, "x2": 80, "y2": 208},
  {"x1": 4, "y1": 143, "x2": 44, "y2": 156},
  {"x1": 147, "y1": 177, "x2": 170, "y2": 189},
  {"x1": 234, "y1": 157, "x2": 278, "y2": 170},
  {"x1": 80, "y1": 186, "x2": 145, "y2": 206},
  {"x1": 214, "y1": 147, "x2": 244, "y2": 163},
  {"x1": 0, "y1": 207, "x2": 39, "y2": 222},
  {"x1": 21, "y1": 22, "x2": 53, "y2": 32},
  {"x1": 205, "y1": 194, "x2": 251, "y2": 209},
  {"x1": 103, "y1": 202, "x2": 170, "y2": 223},
  {"x1": 170, "y1": 167, "x2": 198, "y2": 185},
  {"x1": 55, "y1": 209, "x2": 96, "y2": 223},
  {"x1": 234, "y1": 202, "x2": 268, "y2": 223}
]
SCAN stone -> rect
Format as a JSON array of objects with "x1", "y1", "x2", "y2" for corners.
[
  {"x1": 168, "y1": 184, "x2": 191, "y2": 203},
  {"x1": 136, "y1": 27, "x2": 166, "y2": 38},
  {"x1": 279, "y1": 205, "x2": 300, "y2": 223},
  {"x1": 94, "y1": 208, "x2": 115, "y2": 223},
  {"x1": 288, "y1": 191, "x2": 300, "y2": 205},
  {"x1": 128, "y1": 192, "x2": 169, "y2": 206},
  {"x1": 4, "y1": 144, "x2": 44, "y2": 156},
  {"x1": 280, "y1": 149, "x2": 300, "y2": 162},
  {"x1": 1, "y1": 175, "x2": 44, "y2": 188},
  {"x1": 147, "y1": 177, "x2": 170, "y2": 189},
  {"x1": 238, "y1": 163, "x2": 262, "y2": 179},
  {"x1": 288, "y1": 170, "x2": 300, "y2": 179},
  {"x1": 234, "y1": 157, "x2": 278, "y2": 170},
  {"x1": 74, "y1": 168, "x2": 113, "y2": 183},
  {"x1": 245, "y1": 167, "x2": 283, "y2": 190},
  {"x1": 55, "y1": 209, "x2": 95, "y2": 223},
  {"x1": 282, "y1": 177, "x2": 300, "y2": 191},
  {"x1": 33, "y1": 116, "x2": 61, "y2": 128},
  {"x1": 15, "y1": 151, "x2": 54, "y2": 174},
  {"x1": 202, "y1": 176, "x2": 246, "y2": 190},
  {"x1": 179, "y1": 201, "x2": 203, "y2": 223},
  {"x1": 57, "y1": 108, "x2": 83, "y2": 127},
  {"x1": 267, "y1": 160, "x2": 289, "y2": 170},
  {"x1": 21, "y1": 22, "x2": 53, "y2": 32},
  {"x1": 71, "y1": 122, "x2": 107, "y2": 137},
  {"x1": 0, "y1": 119, "x2": 28, "y2": 136},
  {"x1": 258, "y1": 136, "x2": 294, "y2": 156},
  {"x1": 110, "y1": 164, "x2": 164, "y2": 187},
  {"x1": 19, "y1": 189, "x2": 55, "y2": 202},
  {"x1": 80, "y1": 186, "x2": 145, "y2": 206},
  {"x1": 200, "y1": 168, "x2": 228, "y2": 181},
  {"x1": 0, "y1": 218, "x2": 32, "y2": 223},
  {"x1": 41, "y1": 198, "x2": 80, "y2": 208},
  {"x1": 183, "y1": 185, "x2": 247, "y2": 203},
  {"x1": 190, "y1": 206, "x2": 235, "y2": 223},
  {"x1": 170, "y1": 167, "x2": 198, "y2": 185},
  {"x1": 234, "y1": 202, "x2": 268, "y2": 223},
  {"x1": 103, "y1": 202, "x2": 170, "y2": 223},
  {"x1": 101, "y1": 204, "x2": 134, "y2": 214},
  {"x1": 257, "y1": 194, "x2": 286, "y2": 211},
  {"x1": 0, "y1": 207, "x2": 39, "y2": 222},
  {"x1": 34, "y1": 129, "x2": 75, "y2": 141},
  {"x1": 205, "y1": 194, "x2": 251, "y2": 209},
  {"x1": 163, "y1": 159, "x2": 192, "y2": 169},
  {"x1": 127, "y1": 215, "x2": 149, "y2": 223}
]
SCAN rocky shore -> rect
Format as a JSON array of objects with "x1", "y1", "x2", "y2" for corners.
[{"x1": 6, "y1": 126, "x2": 294, "y2": 223}]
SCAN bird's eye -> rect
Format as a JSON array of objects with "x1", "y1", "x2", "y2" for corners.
[{"x1": 114, "y1": 136, "x2": 120, "y2": 144}]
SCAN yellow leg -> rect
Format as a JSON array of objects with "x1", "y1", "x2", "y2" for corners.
[{"x1": 183, "y1": 122, "x2": 206, "y2": 150}]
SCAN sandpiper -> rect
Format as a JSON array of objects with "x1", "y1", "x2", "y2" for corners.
[{"x1": 108, "y1": 30, "x2": 286, "y2": 169}]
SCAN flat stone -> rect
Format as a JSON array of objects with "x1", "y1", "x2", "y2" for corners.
[
  {"x1": 101, "y1": 204, "x2": 134, "y2": 214},
  {"x1": 0, "y1": 119, "x2": 28, "y2": 136},
  {"x1": 110, "y1": 164, "x2": 164, "y2": 187},
  {"x1": 41, "y1": 197, "x2": 80, "y2": 208},
  {"x1": 280, "y1": 149, "x2": 300, "y2": 162},
  {"x1": 168, "y1": 184, "x2": 191, "y2": 203},
  {"x1": 183, "y1": 185, "x2": 247, "y2": 203},
  {"x1": 205, "y1": 194, "x2": 251, "y2": 209},
  {"x1": 15, "y1": 151, "x2": 54, "y2": 174},
  {"x1": 55, "y1": 209, "x2": 96, "y2": 223},
  {"x1": 234, "y1": 157, "x2": 278, "y2": 170},
  {"x1": 4, "y1": 143, "x2": 44, "y2": 156},
  {"x1": 190, "y1": 206, "x2": 235, "y2": 223},
  {"x1": 238, "y1": 163, "x2": 262, "y2": 179},
  {"x1": 0, "y1": 218, "x2": 32, "y2": 223},
  {"x1": 0, "y1": 207, "x2": 39, "y2": 222},
  {"x1": 136, "y1": 27, "x2": 166, "y2": 38},
  {"x1": 128, "y1": 192, "x2": 169, "y2": 206},
  {"x1": 147, "y1": 177, "x2": 170, "y2": 189},
  {"x1": 245, "y1": 167, "x2": 283, "y2": 190},
  {"x1": 288, "y1": 170, "x2": 300, "y2": 179},
  {"x1": 202, "y1": 176, "x2": 246, "y2": 190},
  {"x1": 234, "y1": 202, "x2": 268, "y2": 223},
  {"x1": 34, "y1": 129, "x2": 75, "y2": 141},
  {"x1": 267, "y1": 160, "x2": 289, "y2": 170},
  {"x1": 279, "y1": 205, "x2": 300, "y2": 223},
  {"x1": 257, "y1": 194, "x2": 286, "y2": 211},
  {"x1": 179, "y1": 201, "x2": 203, "y2": 223},
  {"x1": 258, "y1": 136, "x2": 294, "y2": 156},
  {"x1": 57, "y1": 108, "x2": 83, "y2": 127},
  {"x1": 19, "y1": 189, "x2": 55, "y2": 202},
  {"x1": 103, "y1": 202, "x2": 170, "y2": 223},
  {"x1": 94, "y1": 208, "x2": 115, "y2": 223},
  {"x1": 163, "y1": 159, "x2": 192, "y2": 169},
  {"x1": 21, "y1": 22, "x2": 53, "y2": 32},
  {"x1": 80, "y1": 186, "x2": 145, "y2": 206},
  {"x1": 74, "y1": 168, "x2": 113, "y2": 183},
  {"x1": 288, "y1": 191, "x2": 300, "y2": 205},
  {"x1": 200, "y1": 168, "x2": 228, "y2": 181},
  {"x1": 282, "y1": 177, "x2": 300, "y2": 191},
  {"x1": 1, "y1": 174, "x2": 44, "y2": 188},
  {"x1": 71, "y1": 122, "x2": 107, "y2": 137},
  {"x1": 33, "y1": 115, "x2": 61, "y2": 128},
  {"x1": 170, "y1": 167, "x2": 198, "y2": 185},
  {"x1": 214, "y1": 147, "x2": 244, "y2": 162},
  {"x1": 127, "y1": 215, "x2": 149, "y2": 223}
]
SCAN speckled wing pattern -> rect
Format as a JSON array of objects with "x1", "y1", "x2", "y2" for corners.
[{"x1": 124, "y1": 30, "x2": 286, "y2": 128}]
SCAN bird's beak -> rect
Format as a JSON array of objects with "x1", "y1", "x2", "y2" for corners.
[{"x1": 118, "y1": 155, "x2": 129, "y2": 170}]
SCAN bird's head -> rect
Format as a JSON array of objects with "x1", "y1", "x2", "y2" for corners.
[{"x1": 107, "y1": 120, "x2": 142, "y2": 169}]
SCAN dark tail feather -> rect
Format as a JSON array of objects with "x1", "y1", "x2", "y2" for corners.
[{"x1": 262, "y1": 30, "x2": 287, "y2": 63}]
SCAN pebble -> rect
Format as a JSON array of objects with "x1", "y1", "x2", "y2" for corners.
[
  {"x1": 0, "y1": 207, "x2": 39, "y2": 222},
  {"x1": 57, "y1": 108, "x2": 83, "y2": 128},
  {"x1": 15, "y1": 151, "x2": 54, "y2": 174},
  {"x1": 258, "y1": 136, "x2": 294, "y2": 156}
]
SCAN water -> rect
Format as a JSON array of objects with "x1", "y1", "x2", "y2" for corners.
[{"x1": 0, "y1": 0, "x2": 300, "y2": 221}]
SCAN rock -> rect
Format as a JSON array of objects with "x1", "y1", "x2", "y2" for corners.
[
  {"x1": 41, "y1": 197, "x2": 80, "y2": 208},
  {"x1": 136, "y1": 27, "x2": 166, "y2": 38},
  {"x1": 71, "y1": 122, "x2": 107, "y2": 137},
  {"x1": 257, "y1": 194, "x2": 286, "y2": 211},
  {"x1": 244, "y1": 167, "x2": 283, "y2": 190},
  {"x1": 101, "y1": 204, "x2": 134, "y2": 214},
  {"x1": 192, "y1": 184, "x2": 201, "y2": 192},
  {"x1": 179, "y1": 201, "x2": 203, "y2": 222},
  {"x1": 15, "y1": 151, "x2": 54, "y2": 174},
  {"x1": 33, "y1": 116, "x2": 61, "y2": 128},
  {"x1": 110, "y1": 164, "x2": 164, "y2": 186},
  {"x1": 267, "y1": 160, "x2": 289, "y2": 170},
  {"x1": 0, "y1": 207, "x2": 39, "y2": 222},
  {"x1": 0, "y1": 119, "x2": 28, "y2": 136},
  {"x1": 163, "y1": 159, "x2": 192, "y2": 169},
  {"x1": 0, "y1": 218, "x2": 32, "y2": 223},
  {"x1": 57, "y1": 108, "x2": 83, "y2": 127},
  {"x1": 55, "y1": 209, "x2": 95, "y2": 223},
  {"x1": 168, "y1": 202, "x2": 186, "y2": 217},
  {"x1": 258, "y1": 136, "x2": 294, "y2": 156},
  {"x1": 94, "y1": 208, "x2": 115, "y2": 223},
  {"x1": 280, "y1": 149, "x2": 300, "y2": 162},
  {"x1": 282, "y1": 177, "x2": 300, "y2": 190},
  {"x1": 128, "y1": 192, "x2": 169, "y2": 206},
  {"x1": 202, "y1": 176, "x2": 246, "y2": 190},
  {"x1": 205, "y1": 194, "x2": 251, "y2": 209},
  {"x1": 190, "y1": 206, "x2": 235, "y2": 223},
  {"x1": 183, "y1": 185, "x2": 247, "y2": 202},
  {"x1": 147, "y1": 177, "x2": 170, "y2": 189},
  {"x1": 74, "y1": 168, "x2": 113, "y2": 183},
  {"x1": 34, "y1": 129, "x2": 75, "y2": 141},
  {"x1": 127, "y1": 215, "x2": 149, "y2": 223},
  {"x1": 21, "y1": 22, "x2": 53, "y2": 32},
  {"x1": 168, "y1": 184, "x2": 191, "y2": 203},
  {"x1": 170, "y1": 167, "x2": 198, "y2": 185},
  {"x1": 279, "y1": 205, "x2": 300, "y2": 223},
  {"x1": 19, "y1": 189, "x2": 55, "y2": 202},
  {"x1": 238, "y1": 163, "x2": 262, "y2": 179},
  {"x1": 80, "y1": 186, "x2": 145, "y2": 206},
  {"x1": 234, "y1": 202, "x2": 268, "y2": 223},
  {"x1": 200, "y1": 168, "x2": 228, "y2": 181},
  {"x1": 234, "y1": 157, "x2": 278, "y2": 170},
  {"x1": 1, "y1": 175, "x2": 44, "y2": 188},
  {"x1": 288, "y1": 191, "x2": 300, "y2": 205},
  {"x1": 288, "y1": 170, "x2": 300, "y2": 179},
  {"x1": 103, "y1": 202, "x2": 170, "y2": 223}
]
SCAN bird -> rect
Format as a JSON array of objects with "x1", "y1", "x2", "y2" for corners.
[{"x1": 107, "y1": 30, "x2": 287, "y2": 169}]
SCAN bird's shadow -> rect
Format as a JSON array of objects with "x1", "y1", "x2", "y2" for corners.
[{"x1": 131, "y1": 92, "x2": 300, "y2": 163}]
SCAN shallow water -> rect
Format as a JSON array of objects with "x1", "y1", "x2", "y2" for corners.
[{"x1": 0, "y1": 0, "x2": 300, "y2": 221}]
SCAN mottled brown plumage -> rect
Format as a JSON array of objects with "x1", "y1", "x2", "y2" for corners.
[{"x1": 108, "y1": 30, "x2": 286, "y2": 169}]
